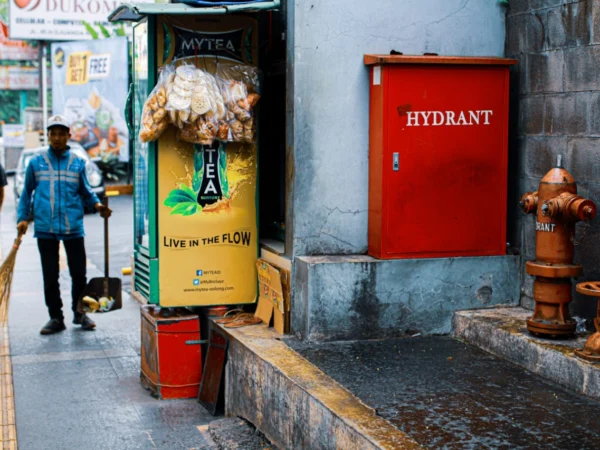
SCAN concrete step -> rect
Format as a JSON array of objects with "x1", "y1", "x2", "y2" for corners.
[
  {"x1": 220, "y1": 324, "x2": 421, "y2": 450},
  {"x1": 293, "y1": 254, "x2": 520, "y2": 342},
  {"x1": 453, "y1": 306, "x2": 600, "y2": 401}
]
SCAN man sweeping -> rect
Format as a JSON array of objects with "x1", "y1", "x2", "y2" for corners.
[{"x1": 16, "y1": 115, "x2": 112, "y2": 335}]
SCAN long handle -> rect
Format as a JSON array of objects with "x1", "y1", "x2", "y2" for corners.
[
  {"x1": 13, "y1": 231, "x2": 25, "y2": 250},
  {"x1": 104, "y1": 195, "x2": 109, "y2": 278}
]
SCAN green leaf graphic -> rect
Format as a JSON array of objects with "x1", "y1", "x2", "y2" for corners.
[
  {"x1": 218, "y1": 148, "x2": 229, "y2": 199},
  {"x1": 171, "y1": 202, "x2": 198, "y2": 216},
  {"x1": 164, "y1": 194, "x2": 194, "y2": 208},
  {"x1": 183, "y1": 204, "x2": 201, "y2": 216},
  {"x1": 194, "y1": 149, "x2": 204, "y2": 172},
  {"x1": 219, "y1": 148, "x2": 227, "y2": 171},
  {"x1": 179, "y1": 183, "x2": 196, "y2": 199},
  {"x1": 164, "y1": 188, "x2": 195, "y2": 203},
  {"x1": 192, "y1": 172, "x2": 201, "y2": 194},
  {"x1": 219, "y1": 164, "x2": 229, "y2": 199}
]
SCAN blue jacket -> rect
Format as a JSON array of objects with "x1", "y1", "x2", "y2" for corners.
[{"x1": 17, "y1": 147, "x2": 100, "y2": 236}]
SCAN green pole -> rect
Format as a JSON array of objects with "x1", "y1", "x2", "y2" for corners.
[{"x1": 19, "y1": 90, "x2": 27, "y2": 123}]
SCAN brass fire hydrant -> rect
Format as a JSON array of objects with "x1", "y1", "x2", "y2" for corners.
[{"x1": 520, "y1": 157, "x2": 596, "y2": 338}]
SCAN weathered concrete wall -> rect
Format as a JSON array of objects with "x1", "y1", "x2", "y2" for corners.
[
  {"x1": 506, "y1": 1, "x2": 600, "y2": 321},
  {"x1": 293, "y1": 255, "x2": 520, "y2": 342},
  {"x1": 287, "y1": 0, "x2": 508, "y2": 256}
]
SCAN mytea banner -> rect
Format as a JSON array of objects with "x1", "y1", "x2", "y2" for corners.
[
  {"x1": 9, "y1": 0, "x2": 121, "y2": 41},
  {"x1": 52, "y1": 38, "x2": 129, "y2": 162},
  {"x1": 156, "y1": 15, "x2": 258, "y2": 307}
]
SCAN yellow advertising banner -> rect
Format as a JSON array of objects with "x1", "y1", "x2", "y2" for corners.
[
  {"x1": 66, "y1": 51, "x2": 92, "y2": 85},
  {"x1": 156, "y1": 15, "x2": 258, "y2": 307}
]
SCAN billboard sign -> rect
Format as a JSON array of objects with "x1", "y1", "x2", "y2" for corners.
[
  {"x1": 0, "y1": 0, "x2": 38, "y2": 60},
  {"x1": 51, "y1": 38, "x2": 129, "y2": 162},
  {"x1": 2, "y1": 124, "x2": 25, "y2": 147},
  {"x1": 0, "y1": 65, "x2": 38, "y2": 89},
  {"x1": 9, "y1": 0, "x2": 120, "y2": 41}
]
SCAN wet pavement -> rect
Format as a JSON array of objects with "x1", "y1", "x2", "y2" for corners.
[
  {"x1": 288, "y1": 336, "x2": 600, "y2": 450},
  {"x1": 1, "y1": 181, "x2": 217, "y2": 449}
]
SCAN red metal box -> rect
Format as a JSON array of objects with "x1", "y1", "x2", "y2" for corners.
[
  {"x1": 365, "y1": 55, "x2": 517, "y2": 259},
  {"x1": 140, "y1": 305, "x2": 202, "y2": 399}
]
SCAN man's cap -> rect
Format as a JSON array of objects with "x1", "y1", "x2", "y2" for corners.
[{"x1": 47, "y1": 115, "x2": 70, "y2": 130}]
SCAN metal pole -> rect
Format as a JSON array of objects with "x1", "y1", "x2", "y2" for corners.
[
  {"x1": 41, "y1": 41, "x2": 48, "y2": 146},
  {"x1": 37, "y1": 41, "x2": 43, "y2": 108}
]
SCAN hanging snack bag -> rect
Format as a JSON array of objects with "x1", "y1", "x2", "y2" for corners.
[
  {"x1": 166, "y1": 64, "x2": 198, "y2": 129},
  {"x1": 138, "y1": 65, "x2": 174, "y2": 143},
  {"x1": 217, "y1": 64, "x2": 261, "y2": 144},
  {"x1": 176, "y1": 68, "x2": 226, "y2": 145}
]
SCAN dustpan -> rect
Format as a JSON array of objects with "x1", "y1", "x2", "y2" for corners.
[{"x1": 78, "y1": 193, "x2": 122, "y2": 313}]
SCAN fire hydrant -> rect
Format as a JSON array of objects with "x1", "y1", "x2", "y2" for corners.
[{"x1": 520, "y1": 157, "x2": 596, "y2": 338}]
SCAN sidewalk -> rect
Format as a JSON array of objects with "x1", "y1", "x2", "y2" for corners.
[{"x1": 0, "y1": 183, "x2": 216, "y2": 450}]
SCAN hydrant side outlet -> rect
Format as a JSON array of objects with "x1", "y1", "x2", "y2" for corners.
[{"x1": 521, "y1": 165, "x2": 596, "y2": 338}]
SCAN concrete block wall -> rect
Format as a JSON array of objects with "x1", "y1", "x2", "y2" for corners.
[
  {"x1": 293, "y1": 255, "x2": 521, "y2": 342},
  {"x1": 286, "y1": 0, "x2": 508, "y2": 257},
  {"x1": 506, "y1": 0, "x2": 600, "y2": 320}
]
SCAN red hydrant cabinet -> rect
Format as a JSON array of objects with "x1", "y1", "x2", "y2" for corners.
[{"x1": 365, "y1": 55, "x2": 517, "y2": 259}]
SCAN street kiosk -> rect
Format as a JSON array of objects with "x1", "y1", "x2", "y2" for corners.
[
  {"x1": 110, "y1": 1, "x2": 280, "y2": 309},
  {"x1": 110, "y1": 1, "x2": 281, "y2": 400}
]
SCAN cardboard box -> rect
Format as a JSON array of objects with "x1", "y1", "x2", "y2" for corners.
[{"x1": 254, "y1": 259, "x2": 290, "y2": 334}]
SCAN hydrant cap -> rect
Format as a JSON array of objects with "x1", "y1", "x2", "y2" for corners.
[{"x1": 541, "y1": 167, "x2": 575, "y2": 185}]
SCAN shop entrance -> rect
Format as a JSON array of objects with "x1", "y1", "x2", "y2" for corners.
[{"x1": 257, "y1": 9, "x2": 287, "y2": 255}]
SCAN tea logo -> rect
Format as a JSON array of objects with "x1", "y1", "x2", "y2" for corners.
[
  {"x1": 171, "y1": 25, "x2": 249, "y2": 63},
  {"x1": 195, "y1": 145, "x2": 229, "y2": 207},
  {"x1": 162, "y1": 143, "x2": 230, "y2": 216}
]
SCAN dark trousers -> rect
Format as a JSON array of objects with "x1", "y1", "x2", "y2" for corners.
[{"x1": 37, "y1": 237, "x2": 87, "y2": 321}]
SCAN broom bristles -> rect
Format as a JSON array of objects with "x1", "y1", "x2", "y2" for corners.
[{"x1": 0, "y1": 234, "x2": 24, "y2": 323}]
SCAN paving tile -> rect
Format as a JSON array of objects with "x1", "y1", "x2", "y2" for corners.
[
  {"x1": 12, "y1": 358, "x2": 124, "y2": 408},
  {"x1": 11, "y1": 348, "x2": 134, "y2": 365},
  {"x1": 7, "y1": 326, "x2": 103, "y2": 356},
  {"x1": 18, "y1": 428, "x2": 157, "y2": 450},
  {"x1": 150, "y1": 425, "x2": 211, "y2": 450},
  {"x1": 134, "y1": 400, "x2": 214, "y2": 430},
  {"x1": 109, "y1": 355, "x2": 142, "y2": 380}
]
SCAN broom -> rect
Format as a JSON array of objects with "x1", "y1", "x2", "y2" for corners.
[{"x1": 0, "y1": 233, "x2": 24, "y2": 323}]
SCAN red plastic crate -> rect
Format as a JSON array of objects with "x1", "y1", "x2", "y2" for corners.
[{"x1": 140, "y1": 305, "x2": 202, "y2": 399}]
